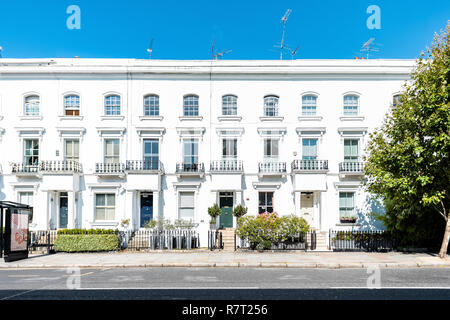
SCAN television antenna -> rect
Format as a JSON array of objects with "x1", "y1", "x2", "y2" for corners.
[
  {"x1": 288, "y1": 45, "x2": 300, "y2": 60},
  {"x1": 275, "y1": 9, "x2": 292, "y2": 60},
  {"x1": 146, "y1": 39, "x2": 154, "y2": 59},
  {"x1": 360, "y1": 38, "x2": 379, "y2": 59},
  {"x1": 211, "y1": 38, "x2": 232, "y2": 60}
]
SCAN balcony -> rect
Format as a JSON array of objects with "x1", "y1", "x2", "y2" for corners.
[
  {"x1": 40, "y1": 160, "x2": 82, "y2": 173},
  {"x1": 339, "y1": 162, "x2": 364, "y2": 177},
  {"x1": 291, "y1": 160, "x2": 329, "y2": 172},
  {"x1": 95, "y1": 162, "x2": 126, "y2": 178},
  {"x1": 176, "y1": 162, "x2": 205, "y2": 178},
  {"x1": 11, "y1": 163, "x2": 41, "y2": 177},
  {"x1": 210, "y1": 160, "x2": 243, "y2": 173},
  {"x1": 126, "y1": 160, "x2": 164, "y2": 173},
  {"x1": 258, "y1": 161, "x2": 287, "y2": 176}
]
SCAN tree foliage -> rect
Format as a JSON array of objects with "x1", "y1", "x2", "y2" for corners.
[{"x1": 364, "y1": 22, "x2": 450, "y2": 257}]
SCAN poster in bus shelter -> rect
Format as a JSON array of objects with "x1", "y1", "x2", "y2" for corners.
[{"x1": 10, "y1": 209, "x2": 29, "y2": 252}]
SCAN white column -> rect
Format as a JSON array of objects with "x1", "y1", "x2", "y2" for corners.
[
  {"x1": 235, "y1": 191, "x2": 243, "y2": 205},
  {"x1": 125, "y1": 190, "x2": 135, "y2": 229},
  {"x1": 294, "y1": 191, "x2": 301, "y2": 216},
  {"x1": 67, "y1": 191, "x2": 74, "y2": 229},
  {"x1": 153, "y1": 190, "x2": 160, "y2": 220}
]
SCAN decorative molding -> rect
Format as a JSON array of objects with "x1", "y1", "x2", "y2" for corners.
[
  {"x1": 337, "y1": 127, "x2": 368, "y2": 137},
  {"x1": 216, "y1": 127, "x2": 244, "y2": 138},
  {"x1": 340, "y1": 116, "x2": 365, "y2": 121},
  {"x1": 15, "y1": 127, "x2": 45, "y2": 137},
  {"x1": 96, "y1": 127, "x2": 126, "y2": 137},
  {"x1": 139, "y1": 116, "x2": 164, "y2": 121},
  {"x1": 257, "y1": 127, "x2": 287, "y2": 139},
  {"x1": 19, "y1": 116, "x2": 43, "y2": 121},
  {"x1": 58, "y1": 115, "x2": 84, "y2": 121},
  {"x1": 259, "y1": 116, "x2": 284, "y2": 122},
  {"x1": 56, "y1": 127, "x2": 86, "y2": 138},
  {"x1": 298, "y1": 116, "x2": 323, "y2": 122},
  {"x1": 136, "y1": 127, "x2": 166, "y2": 138},
  {"x1": 100, "y1": 115, "x2": 125, "y2": 121},
  {"x1": 179, "y1": 116, "x2": 203, "y2": 121},
  {"x1": 217, "y1": 116, "x2": 242, "y2": 122},
  {"x1": 252, "y1": 182, "x2": 282, "y2": 190},
  {"x1": 296, "y1": 127, "x2": 326, "y2": 137},
  {"x1": 176, "y1": 127, "x2": 206, "y2": 141}
]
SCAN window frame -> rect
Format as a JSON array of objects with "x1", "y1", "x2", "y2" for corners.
[
  {"x1": 301, "y1": 95, "x2": 317, "y2": 116},
  {"x1": 143, "y1": 94, "x2": 160, "y2": 116},
  {"x1": 183, "y1": 95, "x2": 199, "y2": 117},
  {"x1": 263, "y1": 95, "x2": 279, "y2": 117},
  {"x1": 339, "y1": 192, "x2": 356, "y2": 219},
  {"x1": 95, "y1": 193, "x2": 116, "y2": 221},
  {"x1": 24, "y1": 95, "x2": 40, "y2": 116},
  {"x1": 23, "y1": 139, "x2": 39, "y2": 166},
  {"x1": 343, "y1": 94, "x2": 359, "y2": 116},
  {"x1": 222, "y1": 138, "x2": 237, "y2": 159},
  {"x1": 258, "y1": 191, "x2": 274, "y2": 214},
  {"x1": 64, "y1": 138, "x2": 80, "y2": 162},
  {"x1": 63, "y1": 94, "x2": 81, "y2": 116},
  {"x1": 104, "y1": 138, "x2": 120, "y2": 164},
  {"x1": 222, "y1": 95, "x2": 238, "y2": 116},
  {"x1": 343, "y1": 139, "x2": 359, "y2": 162},
  {"x1": 302, "y1": 138, "x2": 318, "y2": 160},
  {"x1": 178, "y1": 191, "x2": 195, "y2": 221},
  {"x1": 263, "y1": 138, "x2": 279, "y2": 160},
  {"x1": 104, "y1": 94, "x2": 121, "y2": 116}
]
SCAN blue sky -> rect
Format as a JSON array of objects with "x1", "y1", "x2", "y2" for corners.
[{"x1": 0, "y1": 0, "x2": 449, "y2": 60}]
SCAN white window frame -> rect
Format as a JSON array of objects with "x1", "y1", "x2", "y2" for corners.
[
  {"x1": 143, "y1": 94, "x2": 160, "y2": 117},
  {"x1": 263, "y1": 95, "x2": 279, "y2": 117},
  {"x1": 94, "y1": 193, "x2": 116, "y2": 222},
  {"x1": 23, "y1": 94, "x2": 41, "y2": 117},
  {"x1": 183, "y1": 95, "x2": 199, "y2": 117},
  {"x1": 222, "y1": 95, "x2": 238, "y2": 116}
]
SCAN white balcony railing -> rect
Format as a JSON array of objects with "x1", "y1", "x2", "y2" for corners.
[
  {"x1": 339, "y1": 162, "x2": 364, "y2": 173},
  {"x1": 210, "y1": 160, "x2": 243, "y2": 172},
  {"x1": 258, "y1": 161, "x2": 286, "y2": 174},
  {"x1": 291, "y1": 160, "x2": 329, "y2": 171},
  {"x1": 95, "y1": 162, "x2": 125, "y2": 174}
]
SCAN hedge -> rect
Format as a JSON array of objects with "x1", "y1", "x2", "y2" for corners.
[
  {"x1": 57, "y1": 228, "x2": 118, "y2": 235},
  {"x1": 54, "y1": 234, "x2": 120, "y2": 252}
]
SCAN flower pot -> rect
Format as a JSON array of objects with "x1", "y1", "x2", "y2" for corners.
[{"x1": 210, "y1": 223, "x2": 217, "y2": 230}]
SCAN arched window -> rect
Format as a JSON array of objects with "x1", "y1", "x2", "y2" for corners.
[
  {"x1": 343, "y1": 95, "x2": 359, "y2": 116},
  {"x1": 302, "y1": 95, "x2": 317, "y2": 116},
  {"x1": 183, "y1": 95, "x2": 199, "y2": 116},
  {"x1": 144, "y1": 95, "x2": 159, "y2": 116},
  {"x1": 264, "y1": 95, "x2": 279, "y2": 117},
  {"x1": 104, "y1": 95, "x2": 121, "y2": 115},
  {"x1": 64, "y1": 94, "x2": 80, "y2": 116},
  {"x1": 24, "y1": 95, "x2": 40, "y2": 116},
  {"x1": 222, "y1": 95, "x2": 237, "y2": 116},
  {"x1": 393, "y1": 94, "x2": 402, "y2": 108}
]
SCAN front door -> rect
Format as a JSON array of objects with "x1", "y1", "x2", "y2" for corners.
[
  {"x1": 140, "y1": 193, "x2": 153, "y2": 228},
  {"x1": 300, "y1": 193, "x2": 314, "y2": 226},
  {"x1": 219, "y1": 192, "x2": 234, "y2": 228},
  {"x1": 59, "y1": 192, "x2": 68, "y2": 229}
]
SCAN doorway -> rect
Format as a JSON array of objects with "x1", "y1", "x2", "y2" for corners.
[
  {"x1": 219, "y1": 192, "x2": 234, "y2": 228},
  {"x1": 140, "y1": 193, "x2": 153, "y2": 228},
  {"x1": 300, "y1": 192, "x2": 314, "y2": 226},
  {"x1": 59, "y1": 192, "x2": 68, "y2": 229}
]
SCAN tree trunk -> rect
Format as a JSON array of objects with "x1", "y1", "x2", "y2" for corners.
[{"x1": 438, "y1": 218, "x2": 450, "y2": 258}]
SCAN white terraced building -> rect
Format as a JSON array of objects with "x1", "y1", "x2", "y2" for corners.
[{"x1": 0, "y1": 58, "x2": 413, "y2": 244}]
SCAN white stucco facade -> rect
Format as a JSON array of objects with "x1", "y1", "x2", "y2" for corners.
[{"x1": 0, "y1": 58, "x2": 414, "y2": 244}]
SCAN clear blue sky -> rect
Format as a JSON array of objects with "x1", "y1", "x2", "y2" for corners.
[{"x1": 0, "y1": 0, "x2": 449, "y2": 60}]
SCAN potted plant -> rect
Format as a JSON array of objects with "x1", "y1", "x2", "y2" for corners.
[
  {"x1": 232, "y1": 204, "x2": 248, "y2": 218},
  {"x1": 120, "y1": 218, "x2": 130, "y2": 229},
  {"x1": 207, "y1": 204, "x2": 221, "y2": 229}
]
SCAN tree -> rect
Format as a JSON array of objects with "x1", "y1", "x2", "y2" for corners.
[{"x1": 364, "y1": 22, "x2": 450, "y2": 258}]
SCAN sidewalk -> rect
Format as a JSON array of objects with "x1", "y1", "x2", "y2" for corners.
[{"x1": 1, "y1": 250, "x2": 450, "y2": 269}]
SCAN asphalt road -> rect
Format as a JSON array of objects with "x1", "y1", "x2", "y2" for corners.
[{"x1": 0, "y1": 267, "x2": 449, "y2": 300}]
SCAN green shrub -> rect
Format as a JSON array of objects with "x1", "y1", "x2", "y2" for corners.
[
  {"x1": 57, "y1": 228, "x2": 118, "y2": 235},
  {"x1": 236, "y1": 213, "x2": 310, "y2": 250},
  {"x1": 232, "y1": 204, "x2": 248, "y2": 218},
  {"x1": 54, "y1": 234, "x2": 119, "y2": 252},
  {"x1": 207, "y1": 204, "x2": 221, "y2": 224}
]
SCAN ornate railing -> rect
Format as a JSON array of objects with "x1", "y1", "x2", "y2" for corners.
[
  {"x1": 11, "y1": 163, "x2": 40, "y2": 173},
  {"x1": 291, "y1": 160, "x2": 328, "y2": 171},
  {"x1": 95, "y1": 162, "x2": 125, "y2": 174},
  {"x1": 40, "y1": 160, "x2": 82, "y2": 173},
  {"x1": 339, "y1": 162, "x2": 364, "y2": 173},
  {"x1": 258, "y1": 161, "x2": 287, "y2": 174},
  {"x1": 176, "y1": 162, "x2": 205, "y2": 174},
  {"x1": 210, "y1": 160, "x2": 243, "y2": 172},
  {"x1": 126, "y1": 160, "x2": 163, "y2": 172}
]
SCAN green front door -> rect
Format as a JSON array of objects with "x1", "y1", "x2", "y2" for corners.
[{"x1": 219, "y1": 192, "x2": 234, "y2": 228}]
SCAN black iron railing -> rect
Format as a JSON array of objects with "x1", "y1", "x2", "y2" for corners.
[
  {"x1": 329, "y1": 230, "x2": 398, "y2": 252},
  {"x1": 119, "y1": 229, "x2": 199, "y2": 250},
  {"x1": 208, "y1": 230, "x2": 223, "y2": 251},
  {"x1": 235, "y1": 231, "x2": 317, "y2": 251}
]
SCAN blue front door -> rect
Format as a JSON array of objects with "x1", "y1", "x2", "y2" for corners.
[{"x1": 140, "y1": 193, "x2": 153, "y2": 228}]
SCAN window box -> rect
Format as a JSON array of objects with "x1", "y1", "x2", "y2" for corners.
[{"x1": 339, "y1": 217, "x2": 357, "y2": 224}]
